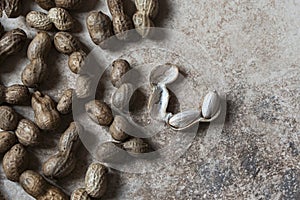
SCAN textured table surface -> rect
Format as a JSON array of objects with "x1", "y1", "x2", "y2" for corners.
[{"x1": 0, "y1": 0, "x2": 300, "y2": 199}]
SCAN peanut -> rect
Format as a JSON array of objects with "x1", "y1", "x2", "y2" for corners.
[
  {"x1": 109, "y1": 115, "x2": 129, "y2": 141},
  {"x1": 34, "y1": 0, "x2": 55, "y2": 10},
  {"x1": 55, "y1": 0, "x2": 82, "y2": 10},
  {"x1": 110, "y1": 59, "x2": 131, "y2": 87},
  {"x1": 58, "y1": 122, "x2": 81, "y2": 153},
  {"x1": 37, "y1": 186, "x2": 69, "y2": 200},
  {"x1": 85, "y1": 163, "x2": 108, "y2": 198},
  {"x1": 85, "y1": 100, "x2": 113, "y2": 126},
  {"x1": 107, "y1": 0, "x2": 134, "y2": 41},
  {"x1": 15, "y1": 119, "x2": 41, "y2": 146},
  {"x1": 0, "y1": 29, "x2": 27, "y2": 63},
  {"x1": 21, "y1": 58, "x2": 47, "y2": 88},
  {"x1": 133, "y1": 0, "x2": 159, "y2": 38},
  {"x1": 0, "y1": 84, "x2": 30, "y2": 105},
  {"x1": 42, "y1": 152, "x2": 76, "y2": 178},
  {"x1": 32, "y1": 91, "x2": 61, "y2": 131},
  {"x1": 75, "y1": 75, "x2": 92, "y2": 99},
  {"x1": 48, "y1": 7, "x2": 74, "y2": 31},
  {"x1": 57, "y1": 89, "x2": 73, "y2": 115},
  {"x1": 22, "y1": 32, "x2": 51, "y2": 88},
  {"x1": 68, "y1": 50, "x2": 86, "y2": 74},
  {"x1": 122, "y1": 138, "x2": 150, "y2": 153},
  {"x1": 2, "y1": 144, "x2": 29, "y2": 182},
  {"x1": 86, "y1": 11, "x2": 114, "y2": 48},
  {"x1": 20, "y1": 170, "x2": 68, "y2": 200},
  {"x1": 71, "y1": 188, "x2": 91, "y2": 200},
  {"x1": 54, "y1": 32, "x2": 80, "y2": 54},
  {"x1": 19, "y1": 170, "x2": 48, "y2": 198},
  {"x1": 27, "y1": 32, "x2": 51, "y2": 60},
  {"x1": 0, "y1": 131, "x2": 16, "y2": 153},
  {"x1": 0, "y1": 106, "x2": 19, "y2": 131},
  {"x1": 26, "y1": 11, "x2": 53, "y2": 31},
  {"x1": 54, "y1": 32, "x2": 86, "y2": 74},
  {"x1": 43, "y1": 122, "x2": 81, "y2": 178},
  {"x1": 4, "y1": 0, "x2": 22, "y2": 18}
]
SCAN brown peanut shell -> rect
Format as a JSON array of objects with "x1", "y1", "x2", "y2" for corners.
[
  {"x1": 54, "y1": 32, "x2": 80, "y2": 54},
  {"x1": 0, "y1": 106, "x2": 19, "y2": 131},
  {"x1": 26, "y1": 11, "x2": 53, "y2": 31},
  {"x1": 57, "y1": 89, "x2": 73, "y2": 115},
  {"x1": 48, "y1": 7, "x2": 74, "y2": 31},
  {"x1": 0, "y1": 131, "x2": 17, "y2": 153},
  {"x1": 2, "y1": 144, "x2": 29, "y2": 182},
  {"x1": 15, "y1": 119, "x2": 40, "y2": 146},
  {"x1": 32, "y1": 91, "x2": 61, "y2": 131},
  {"x1": 85, "y1": 163, "x2": 108, "y2": 198},
  {"x1": 86, "y1": 11, "x2": 113, "y2": 48},
  {"x1": 85, "y1": 100, "x2": 113, "y2": 126},
  {"x1": 19, "y1": 170, "x2": 49, "y2": 198}
]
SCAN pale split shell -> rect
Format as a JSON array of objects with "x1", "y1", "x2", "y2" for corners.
[
  {"x1": 149, "y1": 64, "x2": 179, "y2": 86},
  {"x1": 148, "y1": 84, "x2": 171, "y2": 121},
  {"x1": 201, "y1": 90, "x2": 221, "y2": 119},
  {"x1": 168, "y1": 110, "x2": 201, "y2": 130},
  {"x1": 111, "y1": 83, "x2": 134, "y2": 112}
]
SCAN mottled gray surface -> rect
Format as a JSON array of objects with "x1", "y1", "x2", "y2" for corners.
[{"x1": 0, "y1": 0, "x2": 300, "y2": 199}]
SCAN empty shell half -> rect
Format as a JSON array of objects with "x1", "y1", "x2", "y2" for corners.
[
  {"x1": 201, "y1": 90, "x2": 221, "y2": 119},
  {"x1": 149, "y1": 64, "x2": 179, "y2": 86},
  {"x1": 148, "y1": 84, "x2": 171, "y2": 121},
  {"x1": 168, "y1": 110, "x2": 201, "y2": 130},
  {"x1": 111, "y1": 83, "x2": 134, "y2": 112}
]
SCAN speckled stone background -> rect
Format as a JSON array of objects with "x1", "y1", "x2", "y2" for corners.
[{"x1": 0, "y1": 0, "x2": 300, "y2": 199}]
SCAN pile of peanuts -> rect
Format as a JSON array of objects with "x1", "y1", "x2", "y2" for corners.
[{"x1": 0, "y1": 0, "x2": 159, "y2": 199}]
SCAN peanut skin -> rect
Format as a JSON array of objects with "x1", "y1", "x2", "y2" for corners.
[
  {"x1": 32, "y1": 91, "x2": 61, "y2": 131},
  {"x1": 2, "y1": 144, "x2": 29, "y2": 182},
  {"x1": 86, "y1": 11, "x2": 114, "y2": 48}
]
